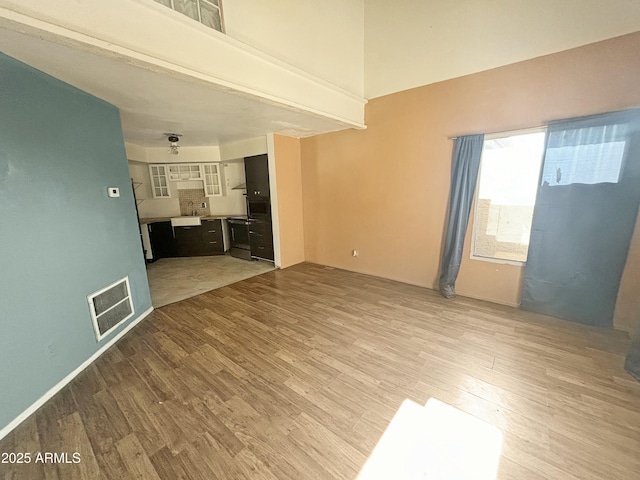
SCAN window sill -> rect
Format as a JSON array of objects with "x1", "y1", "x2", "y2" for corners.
[{"x1": 470, "y1": 255, "x2": 526, "y2": 267}]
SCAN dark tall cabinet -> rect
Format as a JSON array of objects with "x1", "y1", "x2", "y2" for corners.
[
  {"x1": 244, "y1": 153, "x2": 274, "y2": 261},
  {"x1": 244, "y1": 154, "x2": 270, "y2": 201}
]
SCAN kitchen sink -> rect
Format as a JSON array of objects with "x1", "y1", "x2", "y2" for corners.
[{"x1": 170, "y1": 216, "x2": 202, "y2": 227}]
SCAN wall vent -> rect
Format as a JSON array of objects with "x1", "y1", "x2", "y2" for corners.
[{"x1": 87, "y1": 277, "x2": 134, "y2": 341}]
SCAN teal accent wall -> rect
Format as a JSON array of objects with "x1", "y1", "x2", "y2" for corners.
[{"x1": 0, "y1": 53, "x2": 152, "y2": 430}]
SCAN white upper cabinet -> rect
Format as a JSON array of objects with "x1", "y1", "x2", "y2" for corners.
[
  {"x1": 148, "y1": 163, "x2": 225, "y2": 198},
  {"x1": 149, "y1": 164, "x2": 171, "y2": 198},
  {"x1": 203, "y1": 163, "x2": 225, "y2": 197},
  {"x1": 168, "y1": 163, "x2": 203, "y2": 181}
]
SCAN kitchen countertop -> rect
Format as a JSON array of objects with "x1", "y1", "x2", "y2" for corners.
[
  {"x1": 201, "y1": 215, "x2": 244, "y2": 220},
  {"x1": 138, "y1": 217, "x2": 172, "y2": 225},
  {"x1": 139, "y1": 215, "x2": 245, "y2": 225}
]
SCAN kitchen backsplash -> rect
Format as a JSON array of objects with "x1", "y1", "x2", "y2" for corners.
[{"x1": 178, "y1": 189, "x2": 209, "y2": 216}]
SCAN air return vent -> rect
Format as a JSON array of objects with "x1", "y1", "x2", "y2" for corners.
[{"x1": 87, "y1": 277, "x2": 134, "y2": 341}]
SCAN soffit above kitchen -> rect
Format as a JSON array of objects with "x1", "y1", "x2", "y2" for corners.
[{"x1": 0, "y1": 2, "x2": 367, "y2": 147}]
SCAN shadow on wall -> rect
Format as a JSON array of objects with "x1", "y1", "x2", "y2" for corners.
[
  {"x1": 0, "y1": 151, "x2": 10, "y2": 200},
  {"x1": 626, "y1": 327, "x2": 640, "y2": 381}
]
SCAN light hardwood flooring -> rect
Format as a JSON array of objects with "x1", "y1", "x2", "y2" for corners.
[{"x1": 1, "y1": 262, "x2": 639, "y2": 479}]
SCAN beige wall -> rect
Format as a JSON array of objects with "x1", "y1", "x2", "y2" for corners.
[
  {"x1": 301, "y1": 32, "x2": 640, "y2": 319},
  {"x1": 274, "y1": 134, "x2": 305, "y2": 268}
]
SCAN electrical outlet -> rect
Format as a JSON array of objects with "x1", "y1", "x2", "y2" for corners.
[{"x1": 352, "y1": 249, "x2": 358, "y2": 257}]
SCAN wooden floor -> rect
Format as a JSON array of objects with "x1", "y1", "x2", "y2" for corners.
[{"x1": 2, "y1": 263, "x2": 639, "y2": 479}]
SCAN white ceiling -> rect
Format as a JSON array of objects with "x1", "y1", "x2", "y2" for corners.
[
  {"x1": 0, "y1": 28, "x2": 349, "y2": 147},
  {"x1": 364, "y1": 0, "x2": 640, "y2": 98}
]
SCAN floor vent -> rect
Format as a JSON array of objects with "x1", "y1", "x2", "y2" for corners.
[{"x1": 88, "y1": 277, "x2": 134, "y2": 341}]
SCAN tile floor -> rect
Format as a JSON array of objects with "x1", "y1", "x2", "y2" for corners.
[{"x1": 145, "y1": 254, "x2": 275, "y2": 307}]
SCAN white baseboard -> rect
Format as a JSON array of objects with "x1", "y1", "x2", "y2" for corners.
[{"x1": 0, "y1": 306, "x2": 154, "y2": 442}]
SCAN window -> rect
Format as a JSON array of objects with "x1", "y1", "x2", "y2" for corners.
[
  {"x1": 153, "y1": 0, "x2": 224, "y2": 33},
  {"x1": 541, "y1": 124, "x2": 626, "y2": 185},
  {"x1": 471, "y1": 130, "x2": 546, "y2": 264}
]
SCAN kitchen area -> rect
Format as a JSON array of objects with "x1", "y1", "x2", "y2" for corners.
[{"x1": 130, "y1": 152, "x2": 276, "y2": 307}]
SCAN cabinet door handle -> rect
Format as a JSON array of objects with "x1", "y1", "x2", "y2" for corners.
[
  {"x1": 208, "y1": 230, "x2": 216, "y2": 233},
  {"x1": 209, "y1": 241, "x2": 217, "y2": 244}
]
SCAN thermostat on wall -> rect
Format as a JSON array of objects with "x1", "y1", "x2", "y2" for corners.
[{"x1": 107, "y1": 187, "x2": 120, "y2": 198}]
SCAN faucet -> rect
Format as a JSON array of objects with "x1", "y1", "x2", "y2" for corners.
[{"x1": 188, "y1": 201, "x2": 196, "y2": 216}]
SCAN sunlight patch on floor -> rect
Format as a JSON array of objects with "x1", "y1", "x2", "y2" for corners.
[{"x1": 357, "y1": 398, "x2": 503, "y2": 480}]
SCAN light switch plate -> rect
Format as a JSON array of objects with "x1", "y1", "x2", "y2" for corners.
[{"x1": 108, "y1": 187, "x2": 120, "y2": 198}]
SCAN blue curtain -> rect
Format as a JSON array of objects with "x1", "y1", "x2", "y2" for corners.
[
  {"x1": 439, "y1": 134, "x2": 484, "y2": 298},
  {"x1": 521, "y1": 109, "x2": 640, "y2": 327}
]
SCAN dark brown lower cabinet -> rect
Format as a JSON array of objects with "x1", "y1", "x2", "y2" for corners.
[
  {"x1": 148, "y1": 221, "x2": 175, "y2": 260},
  {"x1": 201, "y1": 219, "x2": 224, "y2": 255},
  {"x1": 175, "y1": 219, "x2": 225, "y2": 257},
  {"x1": 174, "y1": 226, "x2": 202, "y2": 256},
  {"x1": 249, "y1": 219, "x2": 274, "y2": 261}
]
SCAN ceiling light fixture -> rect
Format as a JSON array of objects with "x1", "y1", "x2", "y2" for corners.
[{"x1": 165, "y1": 133, "x2": 182, "y2": 155}]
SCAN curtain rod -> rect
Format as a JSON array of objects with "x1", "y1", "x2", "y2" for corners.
[{"x1": 448, "y1": 125, "x2": 546, "y2": 140}]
